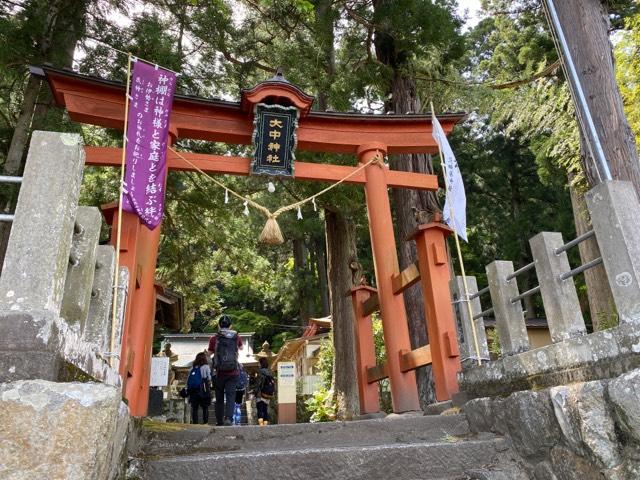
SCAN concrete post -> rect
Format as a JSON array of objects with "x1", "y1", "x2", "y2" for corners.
[
  {"x1": 110, "y1": 266, "x2": 129, "y2": 376},
  {"x1": 586, "y1": 181, "x2": 640, "y2": 325},
  {"x1": 451, "y1": 276, "x2": 489, "y2": 362},
  {"x1": 530, "y1": 232, "x2": 586, "y2": 341},
  {"x1": 84, "y1": 245, "x2": 116, "y2": 351},
  {"x1": 0, "y1": 131, "x2": 84, "y2": 314},
  {"x1": 486, "y1": 261, "x2": 530, "y2": 355},
  {"x1": 61, "y1": 206, "x2": 102, "y2": 330}
]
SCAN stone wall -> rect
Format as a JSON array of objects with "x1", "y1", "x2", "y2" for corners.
[
  {"x1": 461, "y1": 323, "x2": 640, "y2": 399},
  {"x1": 463, "y1": 367, "x2": 640, "y2": 479},
  {"x1": 0, "y1": 380, "x2": 131, "y2": 480},
  {"x1": 0, "y1": 131, "x2": 126, "y2": 385},
  {"x1": 0, "y1": 132, "x2": 132, "y2": 480}
]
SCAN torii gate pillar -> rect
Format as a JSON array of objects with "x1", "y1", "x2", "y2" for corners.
[{"x1": 358, "y1": 143, "x2": 421, "y2": 412}]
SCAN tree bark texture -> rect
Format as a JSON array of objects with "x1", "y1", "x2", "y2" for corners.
[
  {"x1": 568, "y1": 179, "x2": 616, "y2": 331},
  {"x1": 373, "y1": 0, "x2": 437, "y2": 408},
  {"x1": 325, "y1": 209, "x2": 360, "y2": 419},
  {"x1": 293, "y1": 237, "x2": 310, "y2": 323},
  {"x1": 551, "y1": 0, "x2": 640, "y2": 191},
  {"x1": 314, "y1": 235, "x2": 331, "y2": 316}
]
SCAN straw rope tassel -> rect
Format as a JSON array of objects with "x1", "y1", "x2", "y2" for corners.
[{"x1": 260, "y1": 214, "x2": 285, "y2": 244}]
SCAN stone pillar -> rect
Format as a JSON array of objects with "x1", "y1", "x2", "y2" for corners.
[
  {"x1": 0, "y1": 131, "x2": 84, "y2": 314},
  {"x1": 61, "y1": 206, "x2": 102, "y2": 330},
  {"x1": 0, "y1": 132, "x2": 84, "y2": 381},
  {"x1": 451, "y1": 276, "x2": 490, "y2": 362},
  {"x1": 84, "y1": 246, "x2": 116, "y2": 351},
  {"x1": 530, "y1": 232, "x2": 586, "y2": 341},
  {"x1": 586, "y1": 181, "x2": 640, "y2": 325},
  {"x1": 359, "y1": 143, "x2": 420, "y2": 413},
  {"x1": 350, "y1": 286, "x2": 380, "y2": 414},
  {"x1": 486, "y1": 261, "x2": 530, "y2": 355}
]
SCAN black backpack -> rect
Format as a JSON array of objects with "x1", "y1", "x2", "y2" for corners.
[
  {"x1": 261, "y1": 373, "x2": 275, "y2": 399},
  {"x1": 215, "y1": 329, "x2": 239, "y2": 372}
]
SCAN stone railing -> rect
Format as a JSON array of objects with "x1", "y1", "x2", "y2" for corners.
[
  {"x1": 454, "y1": 180, "x2": 640, "y2": 398},
  {"x1": 0, "y1": 131, "x2": 127, "y2": 385}
]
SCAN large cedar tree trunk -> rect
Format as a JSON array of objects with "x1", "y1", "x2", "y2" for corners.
[
  {"x1": 314, "y1": 0, "x2": 359, "y2": 417},
  {"x1": 551, "y1": 0, "x2": 640, "y2": 190},
  {"x1": 549, "y1": 0, "x2": 635, "y2": 329},
  {"x1": 325, "y1": 209, "x2": 360, "y2": 419},
  {"x1": 373, "y1": 0, "x2": 437, "y2": 408},
  {"x1": 314, "y1": 235, "x2": 331, "y2": 316},
  {"x1": 293, "y1": 237, "x2": 310, "y2": 323}
]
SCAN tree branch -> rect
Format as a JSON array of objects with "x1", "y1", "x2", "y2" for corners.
[{"x1": 416, "y1": 60, "x2": 561, "y2": 91}]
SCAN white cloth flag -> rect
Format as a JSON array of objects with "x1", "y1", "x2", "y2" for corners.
[{"x1": 432, "y1": 114, "x2": 468, "y2": 242}]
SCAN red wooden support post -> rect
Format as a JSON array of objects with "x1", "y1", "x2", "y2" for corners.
[
  {"x1": 103, "y1": 207, "x2": 162, "y2": 416},
  {"x1": 359, "y1": 143, "x2": 420, "y2": 413},
  {"x1": 350, "y1": 286, "x2": 381, "y2": 414},
  {"x1": 411, "y1": 223, "x2": 461, "y2": 401}
]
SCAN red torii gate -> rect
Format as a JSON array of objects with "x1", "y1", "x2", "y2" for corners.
[{"x1": 36, "y1": 65, "x2": 464, "y2": 416}]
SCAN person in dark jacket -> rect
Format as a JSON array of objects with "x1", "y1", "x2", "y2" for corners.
[
  {"x1": 208, "y1": 314, "x2": 243, "y2": 426},
  {"x1": 255, "y1": 357, "x2": 274, "y2": 426},
  {"x1": 188, "y1": 352, "x2": 212, "y2": 424}
]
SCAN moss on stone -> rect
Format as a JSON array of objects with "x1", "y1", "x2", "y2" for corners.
[{"x1": 142, "y1": 419, "x2": 191, "y2": 432}]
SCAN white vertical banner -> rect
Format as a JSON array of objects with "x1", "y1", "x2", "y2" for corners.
[{"x1": 432, "y1": 114, "x2": 468, "y2": 242}]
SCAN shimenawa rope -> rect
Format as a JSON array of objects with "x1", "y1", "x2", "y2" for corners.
[{"x1": 168, "y1": 146, "x2": 383, "y2": 244}]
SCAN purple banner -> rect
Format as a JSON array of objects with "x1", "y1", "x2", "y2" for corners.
[{"x1": 122, "y1": 60, "x2": 176, "y2": 230}]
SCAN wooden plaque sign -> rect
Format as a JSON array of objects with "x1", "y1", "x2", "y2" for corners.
[{"x1": 251, "y1": 103, "x2": 298, "y2": 177}]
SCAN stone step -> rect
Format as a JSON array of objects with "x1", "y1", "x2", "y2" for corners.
[
  {"x1": 142, "y1": 413, "x2": 471, "y2": 457},
  {"x1": 144, "y1": 437, "x2": 512, "y2": 480}
]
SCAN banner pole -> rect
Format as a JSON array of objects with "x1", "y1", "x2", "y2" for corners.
[
  {"x1": 110, "y1": 53, "x2": 133, "y2": 367},
  {"x1": 430, "y1": 102, "x2": 483, "y2": 366}
]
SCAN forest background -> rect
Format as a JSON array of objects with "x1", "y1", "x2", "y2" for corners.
[{"x1": 0, "y1": 0, "x2": 639, "y2": 417}]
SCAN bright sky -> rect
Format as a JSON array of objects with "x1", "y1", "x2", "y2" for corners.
[{"x1": 457, "y1": 0, "x2": 483, "y2": 29}]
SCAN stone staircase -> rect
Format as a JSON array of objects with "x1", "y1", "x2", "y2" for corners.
[{"x1": 136, "y1": 413, "x2": 530, "y2": 479}]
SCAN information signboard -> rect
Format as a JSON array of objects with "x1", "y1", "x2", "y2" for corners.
[
  {"x1": 149, "y1": 357, "x2": 170, "y2": 387},
  {"x1": 277, "y1": 361, "x2": 297, "y2": 404}
]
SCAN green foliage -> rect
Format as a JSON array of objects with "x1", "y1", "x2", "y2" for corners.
[
  {"x1": 372, "y1": 314, "x2": 386, "y2": 364},
  {"x1": 304, "y1": 388, "x2": 337, "y2": 422},
  {"x1": 486, "y1": 328, "x2": 501, "y2": 358},
  {"x1": 616, "y1": 13, "x2": 640, "y2": 145},
  {"x1": 316, "y1": 335, "x2": 334, "y2": 390}
]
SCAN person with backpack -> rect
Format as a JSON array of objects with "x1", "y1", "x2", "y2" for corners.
[
  {"x1": 187, "y1": 352, "x2": 212, "y2": 424},
  {"x1": 255, "y1": 357, "x2": 275, "y2": 426},
  {"x1": 233, "y1": 363, "x2": 249, "y2": 425},
  {"x1": 208, "y1": 314, "x2": 243, "y2": 426}
]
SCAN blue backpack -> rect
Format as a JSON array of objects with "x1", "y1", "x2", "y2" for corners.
[
  {"x1": 237, "y1": 367, "x2": 248, "y2": 391},
  {"x1": 187, "y1": 366, "x2": 203, "y2": 390}
]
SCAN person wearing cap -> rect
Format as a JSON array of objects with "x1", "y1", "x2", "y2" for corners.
[{"x1": 208, "y1": 314, "x2": 243, "y2": 426}]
